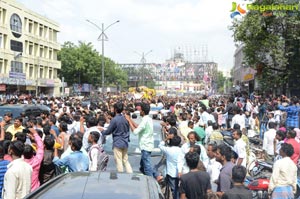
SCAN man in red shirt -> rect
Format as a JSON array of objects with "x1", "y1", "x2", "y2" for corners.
[{"x1": 285, "y1": 130, "x2": 300, "y2": 165}]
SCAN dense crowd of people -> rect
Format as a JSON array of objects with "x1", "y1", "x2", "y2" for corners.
[{"x1": 0, "y1": 91, "x2": 299, "y2": 199}]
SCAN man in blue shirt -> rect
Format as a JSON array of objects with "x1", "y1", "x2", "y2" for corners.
[
  {"x1": 0, "y1": 144, "x2": 9, "y2": 199},
  {"x1": 49, "y1": 116, "x2": 60, "y2": 137},
  {"x1": 278, "y1": 97, "x2": 300, "y2": 129},
  {"x1": 101, "y1": 102, "x2": 132, "y2": 173},
  {"x1": 53, "y1": 133, "x2": 89, "y2": 172}
]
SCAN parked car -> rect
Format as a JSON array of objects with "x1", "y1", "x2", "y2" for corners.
[
  {"x1": 0, "y1": 104, "x2": 50, "y2": 118},
  {"x1": 24, "y1": 171, "x2": 164, "y2": 199}
]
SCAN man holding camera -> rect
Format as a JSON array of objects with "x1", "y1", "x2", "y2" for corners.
[{"x1": 125, "y1": 102, "x2": 155, "y2": 177}]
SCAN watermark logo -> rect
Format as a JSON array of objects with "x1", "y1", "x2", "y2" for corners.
[
  {"x1": 230, "y1": 1, "x2": 299, "y2": 18},
  {"x1": 230, "y1": 2, "x2": 247, "y2": 18}
]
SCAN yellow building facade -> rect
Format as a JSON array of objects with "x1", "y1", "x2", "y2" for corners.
[{"x1": 0, "y1": 0, "x2": 61, "y2": 96}]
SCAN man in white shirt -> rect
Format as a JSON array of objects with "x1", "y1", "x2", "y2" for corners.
[
  {"x1": 81, "y1": 116, "x2": 103, "y2": 151},
  {"x1": 245, "y1": 98, "x2": 253, "y2": 113},
  {"x1": 200, "y1": 106, "x2": 214, "y2": 127},
  {"x1": 263, "y1": 122, "x2": 277, "y2": 162},
  {"x1": 231, "y1": 109, "x2": 245, "y2": 130},
  {"x1": 267, "y1": 112, "x2": 276, "y2": 130},
  {"x1": 159, "y1": 135, "x2": 182, "y2": 199},
  {"x1": 232, "y1": 129, "x2": 247, "y2": 167},
  {"x1": 88, "y1": 131, "x2": 102, "y2": 171},
  {"x1": 273, "y1": 108, "x2": 282, "y2": 124},
  {"x1": 206, "y1": 143, "x2": 222, "y2": 192},
  {"x1": 3, "y1": 140, "x2": 32, "y2": 199},
  {"x1": 68, "y1": 113, "x2": 81, "y2": 134},
  {"x1": 268, "y1": 143, "x2": 297, "y2": 197},
  {"x1": 178, "y1": 132, "x2": 209, "y2": 175}
]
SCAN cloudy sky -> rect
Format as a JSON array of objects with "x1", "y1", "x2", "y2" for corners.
[{"x1": 17, "y1": 0, "x2": 237, "y2": 72}]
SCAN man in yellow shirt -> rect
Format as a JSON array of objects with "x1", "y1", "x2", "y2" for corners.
[
  {"x1": 6, "y1": 117, "x2": 24, "y2": 140},
  {"x1": 209, "y1": 123, "x2": 224, "y2": 146}
]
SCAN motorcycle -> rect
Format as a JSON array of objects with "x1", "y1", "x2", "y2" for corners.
[
  {"x1": 245, "y1": 175, "x2": 300, "y2": 199},
  {"x1": 245, "y1": 176, "x2": 269, "y2": 199},
  {"x1": 247, "y1": 159, "x2": 273, "y2": 178},
  {"x1": 248, "y1": 136, "x2": 262, "y2": 146},
  {"x1": 221, "y1": 130, "x2": 234, "y2": 148}
]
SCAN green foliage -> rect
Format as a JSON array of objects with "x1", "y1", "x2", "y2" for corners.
[
  {"x1": 216, "y1": 71, "x2": 226, "y2": 93},
  {"x1": 58, "y1": 41, "x2": 128, "y2": 89},
  {"x1": 230, "y1": 0, "x2": 300, "y2": 93}
]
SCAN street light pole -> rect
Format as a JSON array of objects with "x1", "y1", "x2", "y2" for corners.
[
  {"x1": 86, "y1": 19, "x2": 120, "y2": 94},
  {"x1": 35, "y1": 58, "x2": 39, "y2": 97},
  {"x1": 101, "y1": 23, "x2": 105, "y2": 94},
  {"x1": 134, "y1": 50, "x2": 152, "y2": 86}
]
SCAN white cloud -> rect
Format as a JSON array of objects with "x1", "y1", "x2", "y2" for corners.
[{"x1": 17, "y1": 0, "x2": 236, "y2": 71}]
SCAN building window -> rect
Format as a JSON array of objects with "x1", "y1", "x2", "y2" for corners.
[
  {"x1": 10, "y1": 40, "x2": 23, "y2": 52},
  {"x1": 40, "y1": 47, "x2": 43, "y2": 57},
  {"x1": 28, "y1": 22, "x2": 33, "y2": 33},
  {"x1": 49, "y1": 69, "x2": 52, "y2": 79},
  {"x1": 53, "y1": 31, "x2": 57, "y2": 42},
  {"x1": 11, "y1": 61, "x2": 23, "y2": 73},
  {"x1": 0, "y1": 59, "x2": 3, "y2": 74},
  {"x1": 0, "y1": 34, "x2": 2, "y2": 48},
  {"x1": 39, "y1": 68, "x2": 43, "y2": 78},
  {"x1": 29, "y1": 65, "x2": 33, "y2": 77},
  {"x1": 44, "y1": 26, "x2": 48, "y2": 39},
  {"x1": 39, "y1": 26, "x2": 43, "y2": 37},
  {"x1": 34, "y1": 22, "x2": 38, "y2": 35},
  {"x1": 49, "y1": 29, "x2": 53, "y2": 40},
  {"x1": 25, "y1": 63, "x2": 28, "y2": 74},
  {"x1": 49, "y1": 49, "x2": 52, "y2": 59},
  {"x1": 29, "y1": 44, "x2": 33, "y2": 55},
  {"x1": 0, "y1": 9, "x2": 2, "y2": 25},
  {"x1": 10, "y1": 14, "x2": 22, "y2": 38},
  {"x1": 54, "y1": 69, "x2": 57, "y2": 78}
]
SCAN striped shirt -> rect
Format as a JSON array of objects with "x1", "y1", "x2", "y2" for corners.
[
  {"x1": 278, "y1": 105, "x2": 300, "y2": 128},
  {"x1": 0, "y1": 160, "x2": 9, "y2": 199}
]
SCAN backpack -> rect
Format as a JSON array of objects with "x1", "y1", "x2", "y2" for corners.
[
  {"x1": 88, "y1": 145, "x2": 109, "y2": 171},
  {"x1": 54, "y1": 164, "x2": 64, "y2": 176}
]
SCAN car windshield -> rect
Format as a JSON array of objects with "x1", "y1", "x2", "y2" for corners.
[
  {"x1": 0, "y1": 106, "x2": 23, "y2": 117},
  {"x1": 0, "y1": 105, "x2": 50, "y2": 117}
]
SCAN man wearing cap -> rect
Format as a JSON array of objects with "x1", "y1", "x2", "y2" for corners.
[{"x1": 3, "y1": 112, "x2": 13, "y2": 132}]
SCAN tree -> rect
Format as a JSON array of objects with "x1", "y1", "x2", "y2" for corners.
[
  {"x1": 216, "y1": 71, "x2": 226, "y2": 93},
  {"x1": 58, "y1": 41, "x2": 128, "y2": 90},
  {"x1": 230, "y1": 0, "x2": 300, "y2": 95}
]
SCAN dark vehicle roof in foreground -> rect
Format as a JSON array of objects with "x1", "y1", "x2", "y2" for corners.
[
  {"x1": 24, "y1": 171, "x2": 164, "y2": 199},
  {"x1": 0, "y1": 104, "x2": 50, "y2": 117}
]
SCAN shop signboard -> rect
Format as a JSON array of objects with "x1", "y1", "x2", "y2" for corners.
[
  {"x1": 9, "y1": 72, "x2": 26, "y2": 79},
  {"x1": 242, "y1": 67, "x2": 257, "y2": 82}
]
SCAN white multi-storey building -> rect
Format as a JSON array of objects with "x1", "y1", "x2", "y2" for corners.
[{"x1": 0, "y1": 0, "x2": 61, "y2": 96}]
